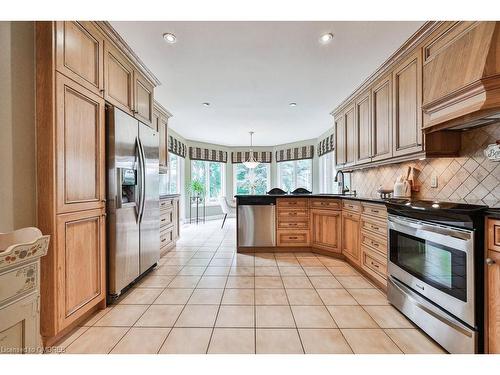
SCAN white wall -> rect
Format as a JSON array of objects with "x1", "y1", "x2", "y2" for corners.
[{"x1": 0, "y1": 21, "x2": 36, "y2": 232}]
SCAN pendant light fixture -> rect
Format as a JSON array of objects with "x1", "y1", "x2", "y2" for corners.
[{"x1": 243, "y1": 131, "x2": 260, "y2": 169}]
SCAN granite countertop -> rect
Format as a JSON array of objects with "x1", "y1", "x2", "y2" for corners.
[
  {"x1": 486, "y1": 208, "x2": 500, "y2": 219},
  {"x1": 234, "y1": 194, "x2": 387, "y2": 204}
]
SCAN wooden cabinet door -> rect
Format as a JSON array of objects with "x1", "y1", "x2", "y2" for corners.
[
  {"x1": 311, "y1": 209, "x2": 341, "y2": 253},
  {"x1": 334, "y1": 115, "x2": 346, "y2": 167},
  {"x1": 392, "y1": 50, "x2": 423, "y2": 157},
  {"x1": 56, "y1": 209, "x2": 105, "y2": 329},
  {"x1": 344, "y1": 103, "x2": 357, "y2": 166},
  {"x1": 371, "y1": 74, "x2": 393, "y2": 161},
  {"x1": 55, "y1": 21, "x2": 104, "y2": 96},
  {"x1": 342, "y1": 211, "x2": 360, "y2": 265},
  {"x1": 487, "y1": 250, "x2": 500, "y2": 353},
  {"x1": 56, "y1": 73, "x2": 105, "y2": 214},
  {"x1": 355, "y1": 90, "x2": 371, "y2": 164},
  {"x1": 104, "y1": 42, "x2": 134, "y2": 115},
  {"x1": 158, "y1": 115, "x2": 168, "y2": 171},
  {"x1": 133, "y1": 71, "x2": 154, "y2": 125}
]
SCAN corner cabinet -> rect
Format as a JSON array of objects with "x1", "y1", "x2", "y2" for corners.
[{"x1": 311, "y1": 209, "x2": 342, "y2": 253}]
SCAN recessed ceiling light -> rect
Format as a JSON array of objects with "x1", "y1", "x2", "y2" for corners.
[
  {"x1": 163, "y1": 33, "x2": 177, "y2": 44},
  {"x1": 289, "y1": 102, "x2": 297, "y2": 107},
  {"x1": 202, "y1": 102, "x2": 210, "y2": 107},
  {"x1": 319, "y1": 33, "x2": 334, "y2": 44}
]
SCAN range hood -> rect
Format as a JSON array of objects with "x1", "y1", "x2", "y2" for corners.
[{"x1": 422, "y1": 22, "x2": 500, "y2": 132}]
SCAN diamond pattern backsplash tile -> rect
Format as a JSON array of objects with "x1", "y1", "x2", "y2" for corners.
[{"x1": 351, "y1": 123, "x2": 500, "y2": 207}]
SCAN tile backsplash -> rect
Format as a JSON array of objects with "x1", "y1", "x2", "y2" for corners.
[{"x1": 351, "y1": 123, "x2": 500, "y2": 207}]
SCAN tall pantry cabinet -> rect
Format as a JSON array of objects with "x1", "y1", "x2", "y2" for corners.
[{"x1": 36, "y1": 21, "x2": 159, "y2": 345}]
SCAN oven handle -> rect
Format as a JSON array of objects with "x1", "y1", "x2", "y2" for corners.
[
  {"x1": 388, "y1": 215, "x2": 472, "y2": 241},
  {"x1": 389, "y1": 276, "x2": 473, "y2": 337}
]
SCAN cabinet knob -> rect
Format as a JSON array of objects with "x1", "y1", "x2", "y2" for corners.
[{"x1": 486, "y1": 258, "x2": 496, "y2": 266}]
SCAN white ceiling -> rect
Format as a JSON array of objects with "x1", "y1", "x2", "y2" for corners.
[{"x1": 111, "y1": 21, "x2": 424, "y2": 146}]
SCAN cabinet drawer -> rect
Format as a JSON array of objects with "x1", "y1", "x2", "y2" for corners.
[
  {"x1": 361, "y1": 216, "x2": 387, "y2": 238},
  {"x1": 360, "y1": 231, "x2": 387, "y2": 257},
  {"x1": 160, "y1": 210, "x2": 174, "y2": 229},
  {"x1": 361, "y1": 203, "x2": 387, "y2": 219},
  {"x1": 160, "y1": 199, "x2": 174, "y2": 211},
  {"x1": 361, "y1": 246, "x2": 387, "y2": 282},
  {"x1": 0, "y1": 263, "x2": 38, "y2": 306},
  {"x1": 160, "y1": 227, "x2": 175, "y2": 250},
  {"x1": 277, "y1": 230, "x2": 310, "y2": 247},
  {"x1": 276, "y1": 198, "x2": 308, "y2": 208},
  {"x1": 488, "y1": 218, "x2": 500, "y2": 252},
  {"x1": 278, "y1": 220, "x2": 309, "y2": 229},
  {"x1": 342, "y1": 200, "x2": 361, "y2": 213},
  {"x1": 310, "y1": 199, "x2": 341, "y2": 210},
  {"x1": 277, "y1": 209, "x2": 309, "y2": 221}
]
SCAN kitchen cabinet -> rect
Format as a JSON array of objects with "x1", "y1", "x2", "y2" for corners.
[
  {"x1": 341, "y1": 210, "x2": 361, "y2": 265},
  {"x1": 371, "y1": 74, "x2": 393, "y2": 162},
  {"x1": 276, "y1": 198, "x2": 310, "y2": 247},
  {"x1": 55, "y1": 209, "x2": 106, "y2": 329},
  {"x1": 103, "y1": 41, "x2": 135, "y2": 115},
  {"x1": 55, "y1": 21, "x2": 104, "y2": 96},
  {"x1": 334, "y1": 114, "x2": 346, "y2": 167},
  {"x1": 133, "y1": 71, "x2": 154, "y2": 125},
  {"x1": 392, "y1": 50, "x2": 423, "y2": 157},
  {"x1": 488, "y1": 218, "x2": 500, "y2": 252},
  {"x1": 160, "y1": 196, "x2": 180, "y2": 254},
  {"x1": 55, "y1": 73, "x2": 105, "y2": 214},
  {"x1": 154, "y1": 102, "x2": 173, "y2": 173},
  {"x1": 344, "y1": 103, "x2": 357, "y2": 167},
  {"x1": 355, "y1": 90, "x2": 372, "y2": 164},
  {"x1": 311, "y1": 209, "x2": 341, "y2": 253},
  {"x1": 487, "y1": 218, "x2": 500, "y2": 353}
]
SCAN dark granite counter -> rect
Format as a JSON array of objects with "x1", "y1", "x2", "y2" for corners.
[
  {"x1": 234, "y1": 194, "x2": 387, "y2": 205},
  {"x1": 486, "y1": 208, "x2": 500, "y2": 219}
]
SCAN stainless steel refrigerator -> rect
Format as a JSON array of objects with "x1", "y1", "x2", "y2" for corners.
[{"x1": 106, "y1": 106, "x2": 160, "y2": 299}]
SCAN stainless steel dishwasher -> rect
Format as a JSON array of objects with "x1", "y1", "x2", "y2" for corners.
[{"x1": 237, "y1": 199, "x2": 276, "y2": 247}]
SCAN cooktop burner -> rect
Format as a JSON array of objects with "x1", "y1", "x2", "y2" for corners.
[{"x1": 385, "y1": 199, "x2": 487, "y2": 212}]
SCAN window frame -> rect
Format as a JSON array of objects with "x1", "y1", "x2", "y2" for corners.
[
  {"x1": 232, "y1": 163, "x2": 271, "y2": 195},
  {"x1": 319, "y1": 152, "x2": 334, "y2": 193},
  {"x1": 166, "y1": 152, "x2": 182, "y2": 194},
  {"x1": 190, "y1": 160, "x2": 225, "y2": 205},
  {"x1": 277, "y1": 159, "x2": 313, "y2": 192}
]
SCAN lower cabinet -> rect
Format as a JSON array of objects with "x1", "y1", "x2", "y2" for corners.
[
  {"x1": 311, "y1": 209, "x2": 341, "y2": 253},
  {"x1": 277, "y1": 230, "x2": 310, "y2": 247},
  {"x1": 341, "y1": 210, "x2": 361, "y2": 265},
  {"x1": 160, "y1": 196, "x2": 180, "y2": 254},
  {"x1": 487, "y1": 249, "x2": 500, "y2": 353}
]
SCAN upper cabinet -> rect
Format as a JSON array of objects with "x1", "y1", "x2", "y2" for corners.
[
  {"x1": 344, "y1": 103, "x2": 357, "y2": 167},
  {"x1": 334, "y1": 114, "x2": 346, "y2": 167},
  {"x1": 56, "y1": 21, "x2": 104, "y2": 96},
  {"x1": 392, "y1": 50, "x2": 423, "y2": 157},
  {"x1": 153, "y1": 102, "x2": 173, "y2": 173},
  {"x1": 371, "y1": 74, "x2": 393, "y2": 162},
  {"x1": 355, "y1": 90, "x2": 372, "y2": 164},
  {"x1": 104, "y1": 42, "x2": 135, "y2": 114},
  {"x1": 133, "y1": 71, "x2": 154, "y2": 125}
]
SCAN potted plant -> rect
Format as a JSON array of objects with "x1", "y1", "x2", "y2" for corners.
[{"x1": 188, "y1": 180, "x2": 205, "y2": 200}]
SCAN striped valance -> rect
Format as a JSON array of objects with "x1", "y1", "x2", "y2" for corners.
[
  {"x1": 189, "y1": 147, "x2": 228, "y2": 163},
  {"x1": 317, "y1": 134, "x2": 334, "y2": 157},
  {"x1": 168, "y1": 135, "x2": 187, "y2": 158},
  {"x1": 276, "y1": 145, "x2": 314, "y2": 162},
  {"x1": 231, "y1": 151, "x2": 272, "y2": 164}
]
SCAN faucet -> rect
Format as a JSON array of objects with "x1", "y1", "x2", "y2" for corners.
[{"x1": 334, "y1": 170, "x2": 353, "y2": 195}]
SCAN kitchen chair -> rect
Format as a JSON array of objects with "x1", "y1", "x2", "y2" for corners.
[{"x1": 218, "y1": 196, "x2": 236, "y2": 229}]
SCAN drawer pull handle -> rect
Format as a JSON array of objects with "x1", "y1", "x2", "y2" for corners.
[
  {"x1": 289, "y1": 212, "x2": 297, "y2": 216},
  {"x1": 372, "y1": 210, "x2": 379, "y2": 214},
  {"x1": 486, "y1": 258, "x2": 496, "y2": 266},
  {"x1": 370, "y1": 261, "x2": 379, "y2": 268},
  {"x1": 371, "y1": 225, "x2": 379, "y2": 230},
  {"x1": 161, "y1": 238, "x2": 166, "y2": 243},
  {"x1": 371, "y1": 241, "x2": 379, "y2": 247},
  {"x1": 289, "y1": 223, "x2": 298, "y2": 226},
  {"x1": 161, "y1": 218, "x2": 166, "y2": 222},
  {"x1": 289, "y1": 236, "x2": 298, "y2": 240}
]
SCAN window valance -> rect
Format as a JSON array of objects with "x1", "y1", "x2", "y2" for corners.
[
  {"x1": 317, "y1": 134, "x2": 334, "y2": 157},
  {"x1": 231, "y1": 151, "x2": 272, "y2": 164},
  {"x1": 189, "y1": 147, "x2": 228, "y2": 163},
  {"x1": 276, "y1": 145, "x2": 314, "y2": 162},
  {"x1": 168, "y1": 135, "x2": 187, "y2": 158}
]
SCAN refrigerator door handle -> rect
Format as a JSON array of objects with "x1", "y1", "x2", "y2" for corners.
[{"x1": 137, "y1": 137, "x2": 146, "y2": 223}]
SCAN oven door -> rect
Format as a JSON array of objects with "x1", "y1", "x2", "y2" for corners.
[{"x1": 388, "y1": 215, "x2": 475, "y2": 327}]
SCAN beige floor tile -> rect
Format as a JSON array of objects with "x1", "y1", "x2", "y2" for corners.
[
  {"x1": 196, "y1": 276, "x2": 228, "y2": 288},
  {"x1": 53, "y1": 326, "x2": 89, "y2": 350},
  {"x1": 347, "y1": 288, "x2": 388, "y2": 305},
  {"x1": 216, "y1": 305, "x2": 255, "y2": 327},
  {"x1": 341, "y1": 329, "x2": 402, "y2": 354},
  {"x1": 328, "y1": 266, "x2": 360, "y2": 276},
  {"x1": 222, "y1": 288, "x2": 255, "y2": 305},
  {"x1": 255, "y1": 266, "x2": 280, "y2": 276},
  {"x1": 385, "y1": 329, "x2": 446, "y2": 354},
  {"x1": 111, "y1": 327, "x2": 170, "y2": 354},
  {"x1": 229, "y1": 266, "x2": 255, "y2": 276},
  {"x1": 299, "y1": 329, "x2": 353, "y2": 354},
  {"x1": 292, "y1": 306, "x2": 337, "y2": 328},
  {"x1": 210, "y1": 258, "x2": 234, "y2": 266},
  {"x1": 298, "y1": 258, "x2": 323, "y2": 267},
  {"x1": 274, "y1": 252, "x2": 298, "y2": 258},
  {"x1": 256, "y1": 329, "x2": 304, "y2": 354},
  {"x1": 214, "y1": 251, "x2": 235, "y2": 259},
  {"x1": 255, "y1": 276, "x2": 283, "y2": 288},
  {"x1": 226, "y1": 276, "x2": 255, "y2": 288},
  {"x1": 138, "y1": 275, "x2": 174, "y2": 288},
  {"x1": 276, "y1": 258, "x2": 300, "y2": 266},
  {"x1": 286, "y1": 289, "x2": 323, "y2": 305},
  {"x1": 135, "y1": 305, "x2": 183, "y2": 327},
  {"x1": 336, "y1": 276, "x2": 374, "y2": 289},
  {"x1": 295, "y1": 252, "x2": 317, "y2": 257},
  {"x1": 309, "y1": 276, "x2": 343, "y2": 289},
  {"x1": 159, "y1": 328, "x2": 212, "y2": 354},
  {"x1": 256, "y1": 305, "x2": 295, "y2": 328},
  {"x1": 232, "y1": 255, "x2": 255, "y2": 267},
  {"x1": 65, "y1": 327, "x2": 128, "y2": 354},
  {"x1": 175, "y1": 305, "x2": 219, "y2": 327},
  {"x1": 317, "y1": 289, "x2": 358, "y2": 305},
  {"x1": 94, "y1": 305, "x2": 148, "y2": 327},
  {"x1": 302, "y1": 266, "x2": 331, "y2": 276},
  {"x1": 168, "y1": 275, "x2": 201, "y2": 288},
  {"x1": 154, "y1": 288, "x2": 193, "y2": 305},
  {"x1": 191, "y1": 252, "x2": 215, "y2": 259},
  {"x1": 255, "y1": 288, "x2": 289, "y2": 305},
  {"x1": 187, "y1": 258, "x2": 211, "y2": 266},
  {"x1": 363, "y1": 305, "x2": 414, "y2": 328},
  {"x1": 203, "y1": 266, "x2": 230, "y2": 276},
  {"x1": 119, "y1": 288, "x2": 163, "y2": 305},
  {"x1": 163, "y1": 258, "x2": 191, "y2": 266},
  {"x1": 278, "y1": 266, "x2": 306, "y2": 276},
  {"x1": 327, "y1": 306, "x2": 378, "y2": 328},
  {"x1": 208, "y1": 328, "x2": 255, "y2": 354},
  {"x1": 318, "y1": 257, "x2": 347, "y2": 267},
  {"x1": 282, "y1": 276, "x2": 313, "y2": 289},
  {"x1": 177, "y1": 266, "x2": 207, "y2": 276},
  {"x1": 151, "y1": 265, "x2": 183, "y2": 275},
  {"x1": 80, "y1": 306, "x2": 114, "y2": 326},
  {"x1": 255, "y1": 258, "x2": 277, "y2": 267},
  {"x1": 188, "y1": 288, "x2": 224, "y2": 304}
]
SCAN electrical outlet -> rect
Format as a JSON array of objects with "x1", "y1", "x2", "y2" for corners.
[{"x1": 431, "y1": 174, "x2": 438, "y2": 188}]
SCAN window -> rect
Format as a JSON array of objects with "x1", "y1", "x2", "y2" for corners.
[
  {"x1": 166, "y1": 153, "x2": 181, "y2": 194},
  {"x1": 191, "y1": 160, "x2": 225, "y2": 203},
  {"x1": 233, "y1": 163, "x2": 270, "y2": 195},
  {"x1": 277, "y1": 159, "x2": 312, "y2": 192},
  {"x1": 319, "y1": 152, "x2": 334, "y2": 193}
]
